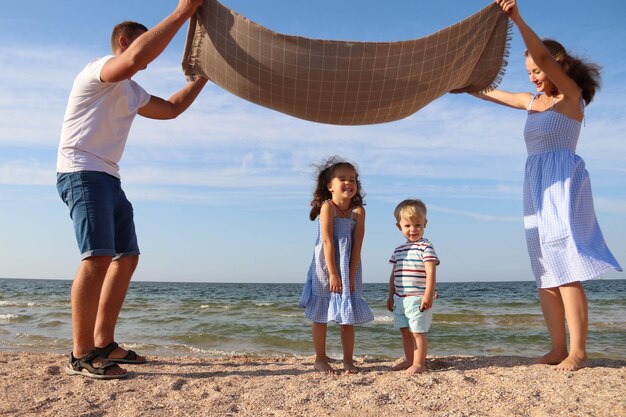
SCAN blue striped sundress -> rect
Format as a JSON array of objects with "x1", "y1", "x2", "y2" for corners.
[
  {"x1": 299, "y1": 206, "x2": 374, "y2": 325},
  {"x1": 523, "y1": 94, "x2": 622, "y2": 288}
]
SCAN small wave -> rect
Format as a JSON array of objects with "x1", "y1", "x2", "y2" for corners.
[
  {"x1": 186, "y1": 345, "x2": 240, "y2": 356},
  {"x1": 118, "y1": 342, "x2": 148, "y2": 351},
  {"x1": 373, "y1": 315, "x2": 393, "y2": 323},
  {"x1": 37, "y1": 320, "x2": 64, "y2": 328},
  {"x1": 197, "y1": 304, "x2": 234, "y2": 311},
  {"x1": 0, "y1": 314, "x2": 19, "y2": 321}
]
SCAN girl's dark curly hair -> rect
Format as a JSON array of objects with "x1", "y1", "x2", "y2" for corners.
[
  {"x1": 526, "y1": 39, "x2": 601, "y2": 105},
  {"x1": 309, "y1": 156, "x2": 365, "y2": 221}
]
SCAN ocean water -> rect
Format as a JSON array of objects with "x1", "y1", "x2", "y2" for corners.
[{"x1": 1, "y1": 278, "x2": 624, "y2": 360}]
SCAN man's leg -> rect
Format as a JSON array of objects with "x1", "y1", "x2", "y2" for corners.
[
  {"x1": 71, "y1": 257, "x2": 112, "y2": 358},
  {"x1": 94, "y1": 255, "x2": 145, "y2": 361},
  {"x1": 70, "y1": 257, "x2": 127, "y2": 377},
  {"x1": 94, "y1": 255, "x2": 138, "y2": 347}
]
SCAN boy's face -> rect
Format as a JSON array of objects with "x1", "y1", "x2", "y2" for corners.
[{"x1": 396, "y1": 214, "x2": 427, "y2": 242}]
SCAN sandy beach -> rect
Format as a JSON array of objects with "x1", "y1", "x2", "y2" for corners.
[{"x1": 0, "y1": 352, "x2": 624, "y2": 416}]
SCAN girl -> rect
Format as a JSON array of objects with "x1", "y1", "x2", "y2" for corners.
[
  {"x1": 475, "y1": 0, "x2": 622, "y2": 371},
  {"x1": 300, "y1": 156, "x2": 374, "y2": 374}
]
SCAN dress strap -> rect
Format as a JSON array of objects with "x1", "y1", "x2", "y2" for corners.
[
  {"x1": 527, "y1": 93, "x2": 540, "y2": 112},
  {"x1": 528, "y1": 93, "x2": 558, "y2": 113},
  {"x1": 325, "y1": 199, "x2": 337, "y2": 217}
]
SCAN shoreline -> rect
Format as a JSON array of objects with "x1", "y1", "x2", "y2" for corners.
[{"x1": 1, "y1": 352, "x2": 624, "y2": 416}]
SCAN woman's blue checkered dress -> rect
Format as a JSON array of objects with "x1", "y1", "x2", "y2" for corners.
[
  {"x1": 523, "y1": 95, "x2": 622, "y2": 288},
  {"x1": 299, "y1": 208, "x2": 373, "y2": 324}
]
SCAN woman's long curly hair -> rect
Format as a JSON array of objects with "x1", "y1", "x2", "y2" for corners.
[
  {"x1": 526, "y1": 39, "x2": 601, "y2": 105},
  {"x1": 309, "y1": 156, "x2": 365, "y2": 221}
]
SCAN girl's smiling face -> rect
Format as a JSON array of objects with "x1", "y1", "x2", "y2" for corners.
[{"x1": 327, "y1": 166, "x2": 358, "y2": 202}]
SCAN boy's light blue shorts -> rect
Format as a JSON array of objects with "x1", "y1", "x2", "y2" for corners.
[
  {"x1": 393, "y1": 294, "x2": 433, "y2": 333},
  {"x1": 56, "y1": 171, "x2": 140, "y2": 260}
]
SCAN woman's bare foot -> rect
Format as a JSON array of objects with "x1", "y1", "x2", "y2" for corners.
[
  {"x1": 536, "y1": 349, "x2": 568, "y2": 365},
  {"x1": 343, "y1": 360, "x2": 359, "y2": 374},
  {"x1": 392, "y1": 360, "x2": 412, "y2": 371},
  {"x1": 314, "y1": 358, "x2": 336, "y2": 374},
  {"x1": 405, "y1": 364, "x2": 427, "y2": 374},
  {"x1": 554, "y1": 353, "x2": 588, "y2": 372}
]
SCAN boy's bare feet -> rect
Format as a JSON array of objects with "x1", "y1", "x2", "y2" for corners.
[
  {"x1": 314, "y1": 358, "x2": 337, "y2": 374},
  {"x1": 536, "y1": 349, "x2": 568, "y2": 365},
  {"x1": 554, "y1": 353, "x2": 588, "y2": 372},
  {"x1": 405, "y1": 364, "x2": 427, "y2": 374},
  {"x1": 343, "y1": 360, "x2": 359, "y2": 374},
  {"x1": 392, "y1": 360, "x2": 412, "y2": 371}
]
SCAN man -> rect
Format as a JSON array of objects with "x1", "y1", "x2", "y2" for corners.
[{"x1": 57, "y1": 0, "x2": 207, "y2": 379}]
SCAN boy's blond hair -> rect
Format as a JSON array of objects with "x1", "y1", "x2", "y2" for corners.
[{"x1": 394, "y1": 199, "x2": 427, "y2": 222}]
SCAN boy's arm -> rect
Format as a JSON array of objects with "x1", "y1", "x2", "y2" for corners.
[
  {"x1": 386, "y1": 265, "x2": 395, "y2": 312},
  {"x1": 138, "y1": 77, "x2": 208, "y2": 120},
  {"x1": 421, "y1": 261, "x2": 437, "y2": 310},
  {"x1": 101, "y1": 0, "x2": 203, "y2": 82},
  {"x1": 387, "y1": 264, "x2": 396, "y2": 312}
]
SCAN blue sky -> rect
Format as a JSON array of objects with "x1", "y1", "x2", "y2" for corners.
[{"x1": 1, "y1": 0, "x2": 624, "y2": 283}]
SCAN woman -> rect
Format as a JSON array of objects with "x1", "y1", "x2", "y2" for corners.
[{"x1": 475, "y1": 0, "x2": 621, "y2": 371}]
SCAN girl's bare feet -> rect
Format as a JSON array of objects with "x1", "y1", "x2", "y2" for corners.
[
  {"x1": 405, "y1": 364, "x2": 427, "y2": 374},
  {"x1": 536, "y1": 349, "x2": 568, "y2": 365},
  {"x1": 554, "y1": 353, "x2": 588, "y2": 372},
  {"x1": 314, "y1": 358, "x2": 336, "y2": 374},
  {"x1": 343, "y1": 360, "x2": 359, "y2": 374},
  {"x1": 392, "y1": 360, "x2": 412, "y2": 371}
]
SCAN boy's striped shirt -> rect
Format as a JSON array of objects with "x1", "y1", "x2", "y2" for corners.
[{"x1": 389, "y1": 238, "x2": 439, "y2": 297}]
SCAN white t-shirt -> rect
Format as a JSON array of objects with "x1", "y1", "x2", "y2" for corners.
[{"x1": 57, "y1": 55, "x2": 151, "y2": 178}]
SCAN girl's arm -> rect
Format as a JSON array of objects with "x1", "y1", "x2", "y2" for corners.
[
  {"x1": 421, "y1": 261, "x2": 437, "y2": 311},
  {"x1": 320, "y1": 202, "x2": 341, "y2": 293},
  {"x1": 348, "y1": 206, "x2": 366, "y2": 292},
  {"x1": 497, "y1": 0, "x2": 582, "y2": 115}
]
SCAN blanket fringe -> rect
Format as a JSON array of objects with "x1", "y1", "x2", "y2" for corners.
[{"x1": 479, "y1": 18, "x2": 513, "y2": 95}]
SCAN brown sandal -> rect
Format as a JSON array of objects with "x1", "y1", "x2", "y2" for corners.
[
  {"x1": 97, "y1": 342, "x2": 147, "y2": 364},
  {"x1": 65, "y1": 350, "x2": 127, "y2": 380}
]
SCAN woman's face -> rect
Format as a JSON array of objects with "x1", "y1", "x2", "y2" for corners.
[{"x1": 525, "y1": 55, "x2": 556, "y2": 94}]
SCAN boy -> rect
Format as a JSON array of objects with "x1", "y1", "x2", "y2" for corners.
[{"x1": 386, "y1": 199, "x2": 439, "y2": 374}]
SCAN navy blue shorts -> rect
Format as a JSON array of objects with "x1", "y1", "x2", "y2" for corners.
[{"x1": 57, "y1": 171, "x2": 140, "y2": 260}]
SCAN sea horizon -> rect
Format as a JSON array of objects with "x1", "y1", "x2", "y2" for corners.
[{"x1": 1, "y1": 278, "x2": 624, "y2": 360}]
